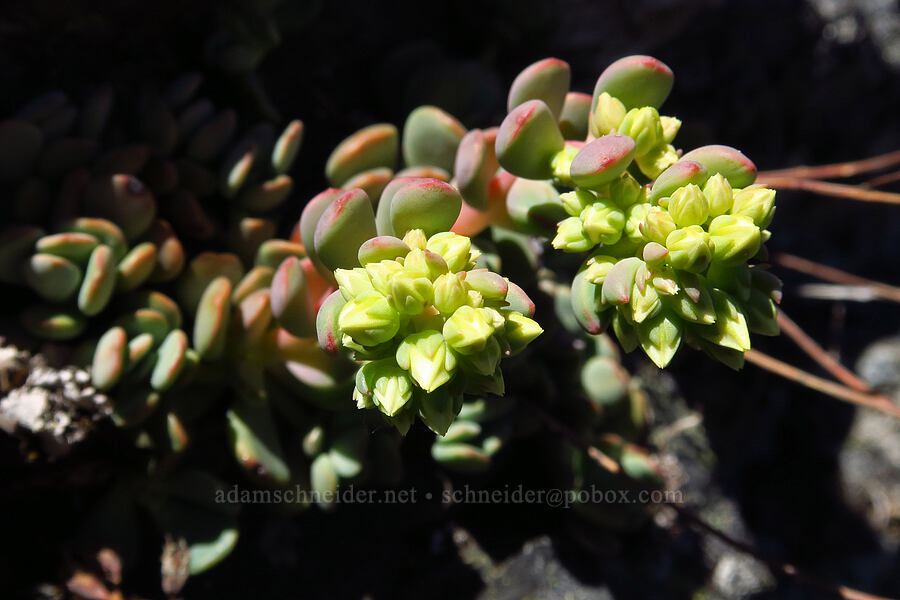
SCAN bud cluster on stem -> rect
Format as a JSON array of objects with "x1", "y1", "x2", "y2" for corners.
[{"x1": 320, "y1": 228, "x2": 542, "y2": 435}]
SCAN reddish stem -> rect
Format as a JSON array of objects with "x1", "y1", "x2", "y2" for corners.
[
  {"x1": 774, "y1": 253, "x2": 900, "y2": 304},
  {"x1": 758, "y1": 176, "x2": 900, "y2": 205},
  {"x1": 776, "y1": 310, "x2": 878, "y2": 394},
  {"x1": 758, "y1": 149, "x2": 900, "y2": 180},
  {"x1": 744, "y1": 349, "x2": 900, "y2": 419}
]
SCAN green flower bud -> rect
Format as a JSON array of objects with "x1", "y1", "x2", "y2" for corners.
[
  {"x1": 503, "y1": 310, "x2": 543, "y2": 355},
  {"x1": 610, "y1": 172, "x2": 643, "y2": 208},
  {"x1": 581, "y1": 198, "x2": 625, "y2": 245},
  {"x1": 338, "y1": 293, "x2": 400, "y2": 346},
  {"x1": 631, "y1": 276, "x2": 662, "y2": 324},
  {"x1": 618, "y1": 107, "x2": 664, "y2": 156},
  {"x1": 459, "y1": 335, "x2": 502, "y2": 375},
  {"x1": 550, "y1": 143, "x2": 580, "y2": 185},
  {"x1": 353, "y1": 382, "x2": 375, "y2": 409},
  {"x1": 620, "y1": 202, "x2": 652, "y2": 245},
  {"x1": 418, "y1": 384, "x2": 464, "y2": 436},
  {"x1": 666, "y1": 226, "x2": 712, "y2": 273},
  {"x1": 396, "y1": 330, "x2": 458, "y2": 392},
  {"x1": 433, "y1": 272, "x2": 468, "y2": 315},
  {"x1": 357, "y1": 359, "x2": 414, "y2": 417},
  {"x1": 365, "y1": 260, "x2": 404, "y2": 295},
  {"x1": 667, "y1": 184, "x2": 709, "y2": 227},
  {"x1": 403, "y1": 228, "x2": 428, "y2": 250},
  {"x1": 584, "y1": 254, "x2": 618, "y2": 285},
  {"x1": 560, "y1": 189, "x2": 596, "y2": 218},
  {"x1": 636, "y1": 309, "x2": 682, "y2": 368},
  {"x1": 426, "y1": 232, "x2": 472, "y2": 272},
  {"x1": 660, "y1": 116, "x2": 681, "y2": 144},
  {"x1": 591, "y1": 92, "x2": 626, "y2": 136},
  {"x1": 635, "y1": 144, "x2": 678, "y2": 179},
  {"x1": 708, "y1": 215, "x2": 761, "y2": 266},
  {"x1": 403, "y1": 247, "x2": 448, "y2": 280},
  {"x1": 703, "y1": 173, "x2": 733, "y2": 218},
  {"x1": 389, "y1": 272, "x2": 434, "y2": 315},
  {"x1": 640, "y1": 206, "x2": 676, "y2": 244},
  {"x1": 698, "y1": 288, "x2": 751, "y2": 351},
  {"x1": 442, "y1": 305, "x2": 496, "y2": 354},
  {"x1": 665, "y1": 271, "x2": 716, "y2": 325},
  {"x1": 552, "y1": 216, "x2": 593, "y2": 252},
  {"x1": 731, "y1": 186, "x2": 776, "y2": 228},
  {"x1": 335, "y1": 267, "x2": 375, "y2": 300},
  {"x1": 466, "y1": 289, "x2": 485, "y2": 309}
]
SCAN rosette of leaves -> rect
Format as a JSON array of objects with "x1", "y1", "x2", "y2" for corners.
[{"x1": 484, "y1": 55, "x2": 781, "y2": 368}]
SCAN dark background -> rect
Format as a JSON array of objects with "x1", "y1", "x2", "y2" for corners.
[{"x1": 0, "y1": 0, "x2": 898, "y2": 598}]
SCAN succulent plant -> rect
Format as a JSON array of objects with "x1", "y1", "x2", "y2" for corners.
[
  {"x1": 0, "y1": 50, "x2": 784, "y2": 592},
  {"x1": 482, "y1": 55, "x2": 781, "y2": 368},
  {"x1": 300, "y1": 170, "x2": 542, "y2": 434}
]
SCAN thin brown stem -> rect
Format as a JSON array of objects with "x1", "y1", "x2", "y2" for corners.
[
  {"x1": 744, "y1": 349, "x2": 900, "y2": 419},
  {"x1": 758, "y1": 149, "x2": 900, "y2": 180},
  {"x1": 776, "y1": 310, "x2": 876, "y2": 393},
  {"x1": 774, "y1": 253, "x2": 900, "y2": 304},
  {"x1": 528, "y1": 401, "x2": 899, "y2": 600},
  {"x1": 758, "y1": 176, "x2": 900, "y2": 205},
  {"x1": 863, "y1": 169, "x2": 900, "y2": 189}
]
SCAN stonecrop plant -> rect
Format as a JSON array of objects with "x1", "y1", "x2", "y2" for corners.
[
  {"x1": 301, "y1": 181, "x2": 542, "y2": 436},
  {"x1": 335, "y1": 228, "x2": 540, "y2": 434},
  {"x1": 0, "y1": 51, "x2": 781, "y2": 589},
  {"x1": 316, "y1": 55, "x2": 781, "y2": 375},
  {"x1": 490, "y1": 56, "x2": 782, "y2": 368}
]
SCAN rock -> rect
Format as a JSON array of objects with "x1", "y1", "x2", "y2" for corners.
[
  {"x1": 0, "y1": 339, "x2": 110, "y2": 458},
  {"x1": 857, "y1": 334, "x2": 900, "y2": 396},
  {"x1": 710, "y1": 552, "x2": 775, "y2": 598}
]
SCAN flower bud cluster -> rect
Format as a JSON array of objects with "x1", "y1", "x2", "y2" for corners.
[
  {"x1": 592, "y1": 92, "x2": 681, "y2": 178},
  {"x1": 566, "y1": 176, "x2": 779, "y2": 368},
  {"x1": 330, "y1": 229, "x2": 542, "y2": 435}
]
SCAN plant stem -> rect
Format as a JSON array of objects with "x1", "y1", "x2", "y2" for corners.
[
  {"x1": 744, "y1": 349, "x2": 900, "y2": 419},
  {"x1": 776, "y1": 310, "x2": 876, "y2": 393},
  {"x1": 757, "y1": 149, "x2": 900, "y2": 180},
  {"x1": 758, "y1": 176, "x2": 900, "y2": 205},
  {"x1": 774, "y1": 253, "x2": 900, "y2": 304},
  {"x1": 863, "y1": 169, "x2": 900, "y2": 189}
]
